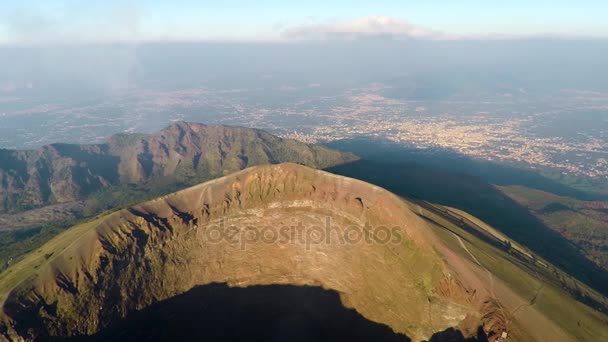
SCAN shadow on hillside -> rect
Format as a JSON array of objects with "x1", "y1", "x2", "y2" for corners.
[
  {"x1": 326, "y1": 138, "x2": 607, "y2": 201},
  {"x1": 52, "y1": 143, "x2": 121, "y2": 186},
  {"x1": 324, "y1": 139, "x2": 608, "y2": 296},
  {"x1": 56, "y1": 283, "x2": 491, "y2": 342},
  {"x1": 63, "y1": 283, "x2": 410, "y2": 342}
]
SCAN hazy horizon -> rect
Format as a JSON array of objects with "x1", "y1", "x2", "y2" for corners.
[
  {"x1": 1, "y1": 40, "x2": 607, "y2": 104},
  {"x1": 2, "y1": 1, "x2": 608, "y2": 45}
]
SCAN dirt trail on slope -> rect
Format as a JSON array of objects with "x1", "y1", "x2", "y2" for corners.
[{"x1": 415, "y1": 203, "x2": 578, "y2": 342}]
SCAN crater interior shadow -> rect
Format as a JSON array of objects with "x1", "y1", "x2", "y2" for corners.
[{"x1": 64, "y1": 283, "x2": 412, "y2": 342}]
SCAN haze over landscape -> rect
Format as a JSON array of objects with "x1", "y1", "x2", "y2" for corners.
[{"x1": 0, "y1": 1, "x2": 607, "y2": 341}]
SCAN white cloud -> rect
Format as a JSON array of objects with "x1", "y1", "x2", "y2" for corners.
[{"x1": 281, "y1": 16, "x2": 457, "y2": 41}]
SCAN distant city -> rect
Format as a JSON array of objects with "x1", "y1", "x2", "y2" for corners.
[{"x1": 1, "y1": 84, "x2": 607, "y2": 179}]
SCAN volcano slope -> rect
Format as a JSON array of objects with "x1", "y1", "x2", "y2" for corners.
[{"x1": 0, "y1": 164, "x2": 606, "y2": 341}]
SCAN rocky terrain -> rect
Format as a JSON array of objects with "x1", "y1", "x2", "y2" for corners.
[
  {"x1": 0, "y1": 122, "x2": 356, "y2": 214},
  {"x1": 1, "y1": 164, "x2": 605, "y2": 341}
]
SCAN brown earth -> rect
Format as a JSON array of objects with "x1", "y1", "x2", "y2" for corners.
[{"x1": 0, "y1": 164, "x2": 602, "y2": 341}]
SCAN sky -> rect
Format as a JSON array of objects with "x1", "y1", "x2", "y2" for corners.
[{"x1": 1, "y1": 0, "x2": 608, "y2": 44}]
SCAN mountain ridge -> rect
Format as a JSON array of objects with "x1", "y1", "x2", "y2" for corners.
[{"x1": 0, "y1": 122, "x2": 356, "y2": 214}]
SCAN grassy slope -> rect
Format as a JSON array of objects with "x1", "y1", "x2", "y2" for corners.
[
  {"x1": 406, "y1": 199, "x2": 608, "y2": 342},
  {"x1": 0, "y1": 179, "x2": 183, "y2": 274},
  {"x1": 499, "y1": 185, "x2": 608, "y2": 271},
  {"x1": 0, "y1": 220, "x2": 78, "y2": 273},
  {"x1": 0, "y1": 216, "x2": 105, "y2": 306},
  {"x1": 327, "y1": 160, "x2": 608, "y2": 297}
]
